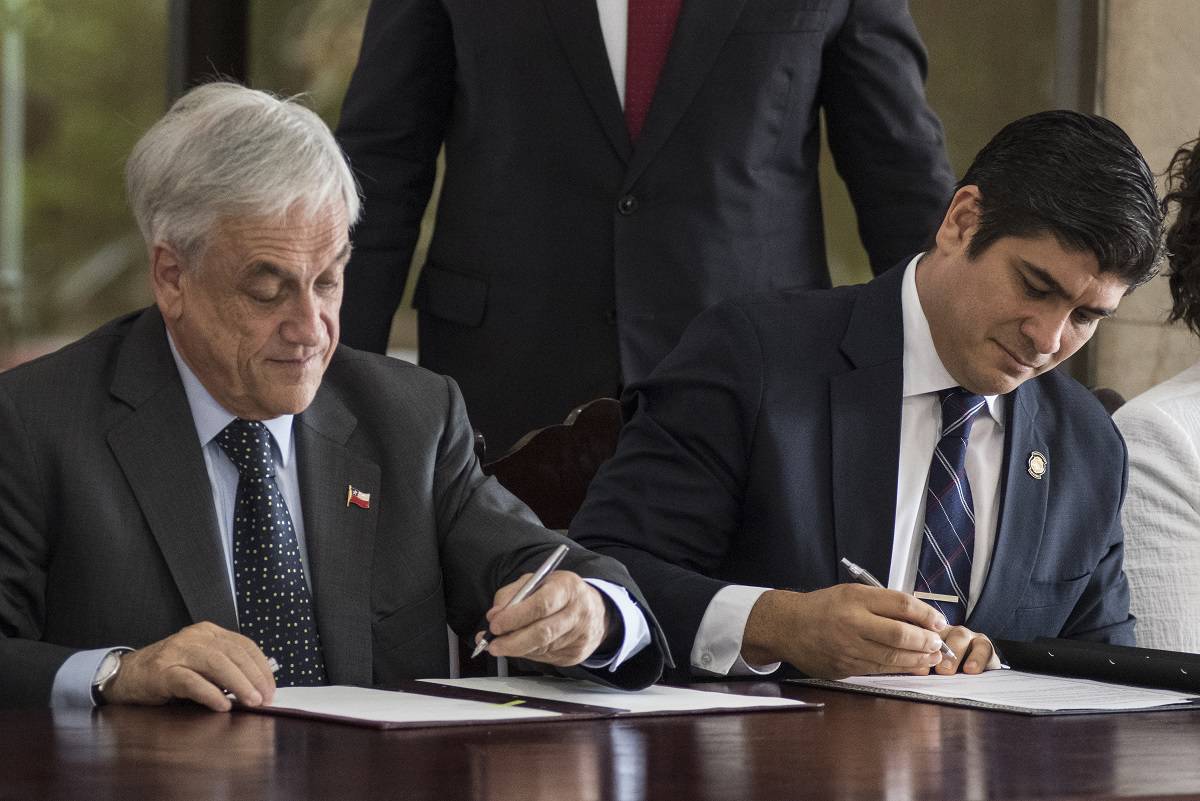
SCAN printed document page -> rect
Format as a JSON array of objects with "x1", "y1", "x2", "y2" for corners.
[
  {"x1": 422, "y1": 676, "x2": 812, "y2": 713},
  {"x1": 839, "y1": 670, "x2": 1198, "y2": 712},
  {"x1": 267, "y1": 685, "x2": 562, "y2": 724}
]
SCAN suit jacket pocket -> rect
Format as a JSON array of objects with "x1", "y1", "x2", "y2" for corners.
[
  {"x1": 734, "y1": 1, "x2": 827, "y2": 33},
  {"x1": 373, "y1": 576, "x2": 448, "y2": 657},
  {"x1": 1016, "y1": 573, "x2": 1092, "y2": 611},
  {"x1": 413, "y1": 263, "x2": 489, "y2": 327},
  {"x1": 1009, "y1": 573, "x2": 1093, "y2": 637}
]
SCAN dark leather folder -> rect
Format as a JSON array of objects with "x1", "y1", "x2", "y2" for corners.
[{"x1": 995, "y1": 637, "x2": 1200, "y2": 694}]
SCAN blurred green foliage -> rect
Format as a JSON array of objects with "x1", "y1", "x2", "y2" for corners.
[
  {"x1": 6, "y1": 0, "x2": 166, "y2": 340},
  {"x1": 249, "y1": 0, "x2": 368, "y2": 126},
  {"x1": 2, "y1": 0, "x2": 370, "y2": 346}
]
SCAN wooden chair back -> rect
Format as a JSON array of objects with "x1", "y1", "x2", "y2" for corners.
[{"x1": 481, "y1": 398, "x2": 624, "y2": 529}]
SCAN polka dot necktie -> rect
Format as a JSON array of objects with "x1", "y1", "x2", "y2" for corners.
[
  {"x1": 216, "y1": 419, "x2": 327, "y2": 687},
  {"x1": 915, "y1": 388, "x2": 987, "y2": 627}
]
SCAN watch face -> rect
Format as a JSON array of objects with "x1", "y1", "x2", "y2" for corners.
[
  {"x1": 96, "y1": 652, "x2": 121, "y2": 685},
  {"x1": 92, "y1": 651, "x2": 122, "y2": 705}
]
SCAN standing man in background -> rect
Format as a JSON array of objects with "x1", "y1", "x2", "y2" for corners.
[{"x1": 336, "y1": 0, "x2": 955, "y2": 455}]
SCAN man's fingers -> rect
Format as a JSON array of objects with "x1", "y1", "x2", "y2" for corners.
[
  {"x1": 932, "y1": 627, "x2": 998, "y2": 674},
  {"x1": 934, "y1": 627, "x2": 968, "y2": 674},
  {"x1": 487, "y1": 605, "x2": 574, "y2": 659},
  {"x1": 494, "y1": 617, "x2": 599, "y2": 667},
  {"x1": 860, "y1": 587, "x2": 948, "y2": 631},
  {"x1": 224, "y1": 636, "x2": 276, "y2": 704},
  {"x1": 485, "y1": 573, "x2": 607, "y2": 665},
  {"x1": 104, "y1": 622, "x2": 277, "y2": 709},
  {"x1": 201, "y1": 649, "x2": 267, "y2": 707},
  {"x1": 857, "y1": 614, "x2": 945, "y2": 656},
  {"x1": 539, "y1": 629, "x2": 596, "y2": 667},
  {"x1": 850, "y1": 640, "x2": 943, "y2": 673},
  {"x1": 488, "y1": 573, "x2": 572, "y2": 636},
  {"x1": 960, "y1": 634, "x2": 999, "y2": 673},
  {"x1": 487, "y1": 574, "x2": 530, "y2": 621},
  {"x1": 824, "y1": 648, "x2": 940, "y2": 680},
  {"x1": 163, "y1": 666, "x2": 232, "y2": 712}
]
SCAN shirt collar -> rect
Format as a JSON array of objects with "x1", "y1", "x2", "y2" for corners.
[
  {"x1": 900, "y1": 254, "x2": 1005, "y2": 427},
  {"x1": 166, "y1": 332, "x2": 295, "y2": 466}
]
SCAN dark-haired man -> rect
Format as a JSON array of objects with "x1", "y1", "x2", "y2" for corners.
[{"x1": 572, "y1": 111, "x2": 1163, "y2": 680}]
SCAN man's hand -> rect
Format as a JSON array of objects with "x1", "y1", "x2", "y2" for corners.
[
  {"x1": 927, "y1": 626, "x2": 1002, "y2": 675},
  {"x1": 478, "y1": 571, "x2": 610, "y2": 666},
  {"x1": 103, "y1": 622, "x2": 277, "y2": 712},
  {"x1": 741, "y1": 585, "x2": 948, "y2": 678}
]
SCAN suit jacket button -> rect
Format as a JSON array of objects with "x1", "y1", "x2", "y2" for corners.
[
  {"x1": 617, "y1": 194, "x2": 639, "y2": 215},
  {"x1": 604, "y1": 309, "x2": 618, "y2": 325}
]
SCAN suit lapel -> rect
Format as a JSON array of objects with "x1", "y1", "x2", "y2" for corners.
[
  {"x1": 106, "y1": 309, "x2": 238, "y2": 630},
  {"x1": 622, "y1": 0, "x2": 749, "y2": 191},
  {"x1": 830, "y1": 268, "x2": 907, "y2": 585},
  {"x1": 295, "y1": 375, "x2": 380, "y2": 686},
  {"x1": 542, "y1": 0, "x2": 632, "y2": 163},
  {"x1": 967, "y1": 384, "x2": 1048, "y2": 634}
]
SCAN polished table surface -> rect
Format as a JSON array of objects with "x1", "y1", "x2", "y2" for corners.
[{"x1": 4, "y1": 681, "x2": 1200, "y2": 801}]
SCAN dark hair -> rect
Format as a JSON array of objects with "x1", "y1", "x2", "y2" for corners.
[
  {"x1": 958, "y1": 110, "x2": 1163, "y2": 289},
  {"x1": 1163, "y1": 137, "x2": 1200, "y2": 336}
]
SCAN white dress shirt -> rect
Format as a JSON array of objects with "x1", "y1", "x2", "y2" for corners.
[
  {"x1": 596, "y1": 0, "x2": 628, "y2": 109},
  {"x1": 691, "y1": 255, "x2": 1005, "y2": 676}
]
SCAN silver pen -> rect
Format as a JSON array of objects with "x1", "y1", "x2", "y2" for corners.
[
  {"x1": 839, "y1": 557, "x2": 957, "y2": 661},
  {"x1": 472, "y1": 544, "x2": 570, "y2": 659}
]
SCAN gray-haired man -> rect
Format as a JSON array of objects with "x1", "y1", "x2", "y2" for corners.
[{"x1": 0, "y1": 83, "x2": 665, "y2": 709}]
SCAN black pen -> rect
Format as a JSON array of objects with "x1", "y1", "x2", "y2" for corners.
[
  {"x1": 839, "y1": 557, "x2": 957, "y2": 661},
  {"x1": 472, "y1": 544, "x2": 570, "y2": 659}
]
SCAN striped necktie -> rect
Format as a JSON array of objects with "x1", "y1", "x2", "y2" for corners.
[{"x1": 915, "y1": 387, "x2": 986, "y2": 626}]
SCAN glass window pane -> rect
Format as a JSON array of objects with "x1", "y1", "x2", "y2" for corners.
[
  {"x1": 1, "y1": 0, "x2": 168, "y2": 366},
  {"x1": 822, "y1": 1, "x2": 1058, "y2": 286},
  {"x1": 249, "y1": 0, "x2": 369, "y2": 126},
  {"x1": 248, "y1": 0, "x2": 426, "y2": 354}
]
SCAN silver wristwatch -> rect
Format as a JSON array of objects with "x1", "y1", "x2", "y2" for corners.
[{"x1": 91, "y1": 650, "x2": 124, "y2": 706}]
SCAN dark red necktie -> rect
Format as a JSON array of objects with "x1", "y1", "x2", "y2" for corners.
[{"x1": 625, "y1": 0, "x2": 683, "y2": 142}]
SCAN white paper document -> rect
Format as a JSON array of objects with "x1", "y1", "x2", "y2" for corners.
[
  {"x1": 267, "y1": 685, "x2": 562, "y2": 724},
  {"x1": 837, "y1": 670, "x2": 1199, "y2": 712},
  {"x1": 422, "y1": 676, "x2": 811, "y2": 713}
]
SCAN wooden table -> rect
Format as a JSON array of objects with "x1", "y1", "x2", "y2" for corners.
[{"x1": 4, "y1": 681, "x2": 1200, "y2": 801}]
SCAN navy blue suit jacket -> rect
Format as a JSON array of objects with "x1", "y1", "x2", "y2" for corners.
[
  {"x1": 572, "y1": 264, "x2": 1135, "y2": 671},
  {"x1": 336, "y1": 0, "x2": 953, "y2": 454}
]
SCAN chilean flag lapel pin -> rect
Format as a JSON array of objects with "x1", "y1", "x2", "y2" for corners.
[{"x1": 346, "y1": 485, "x2": 371, "y2": 509}]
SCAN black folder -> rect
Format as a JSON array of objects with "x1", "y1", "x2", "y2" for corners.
[{"x1": 994, "y1": 637, "x2": 1200, "y2": 694}]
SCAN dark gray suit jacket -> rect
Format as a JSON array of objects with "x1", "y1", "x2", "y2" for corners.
[
  {"x1": 336, "y1": 0, "x2": 954, "y2": 454},
  {"x1": 0, "y1": 308, "x2": 666, "y2": 706},
  {"x1": 572, "y1": 264, "x2": 1134, "y2": 673}
]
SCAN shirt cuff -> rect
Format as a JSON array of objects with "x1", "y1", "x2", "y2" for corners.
[
  {"x1": 691, "y1": 585, "x2": 782, "y2": 677},
  {"x1": 51, "y1": 647, "x2": 129, "y2": 709},
  {"x1": 579, "y1": 578, "x2": 652, "y2": 672}
]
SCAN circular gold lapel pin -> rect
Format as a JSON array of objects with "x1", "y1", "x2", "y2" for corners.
[{"x1": 1027, "y1": 450, "x2": 1047, "y2": 480}]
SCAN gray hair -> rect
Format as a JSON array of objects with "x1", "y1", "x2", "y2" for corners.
[{"x1": 125, "y1": 82, "x2": 360, "y2": 260}]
